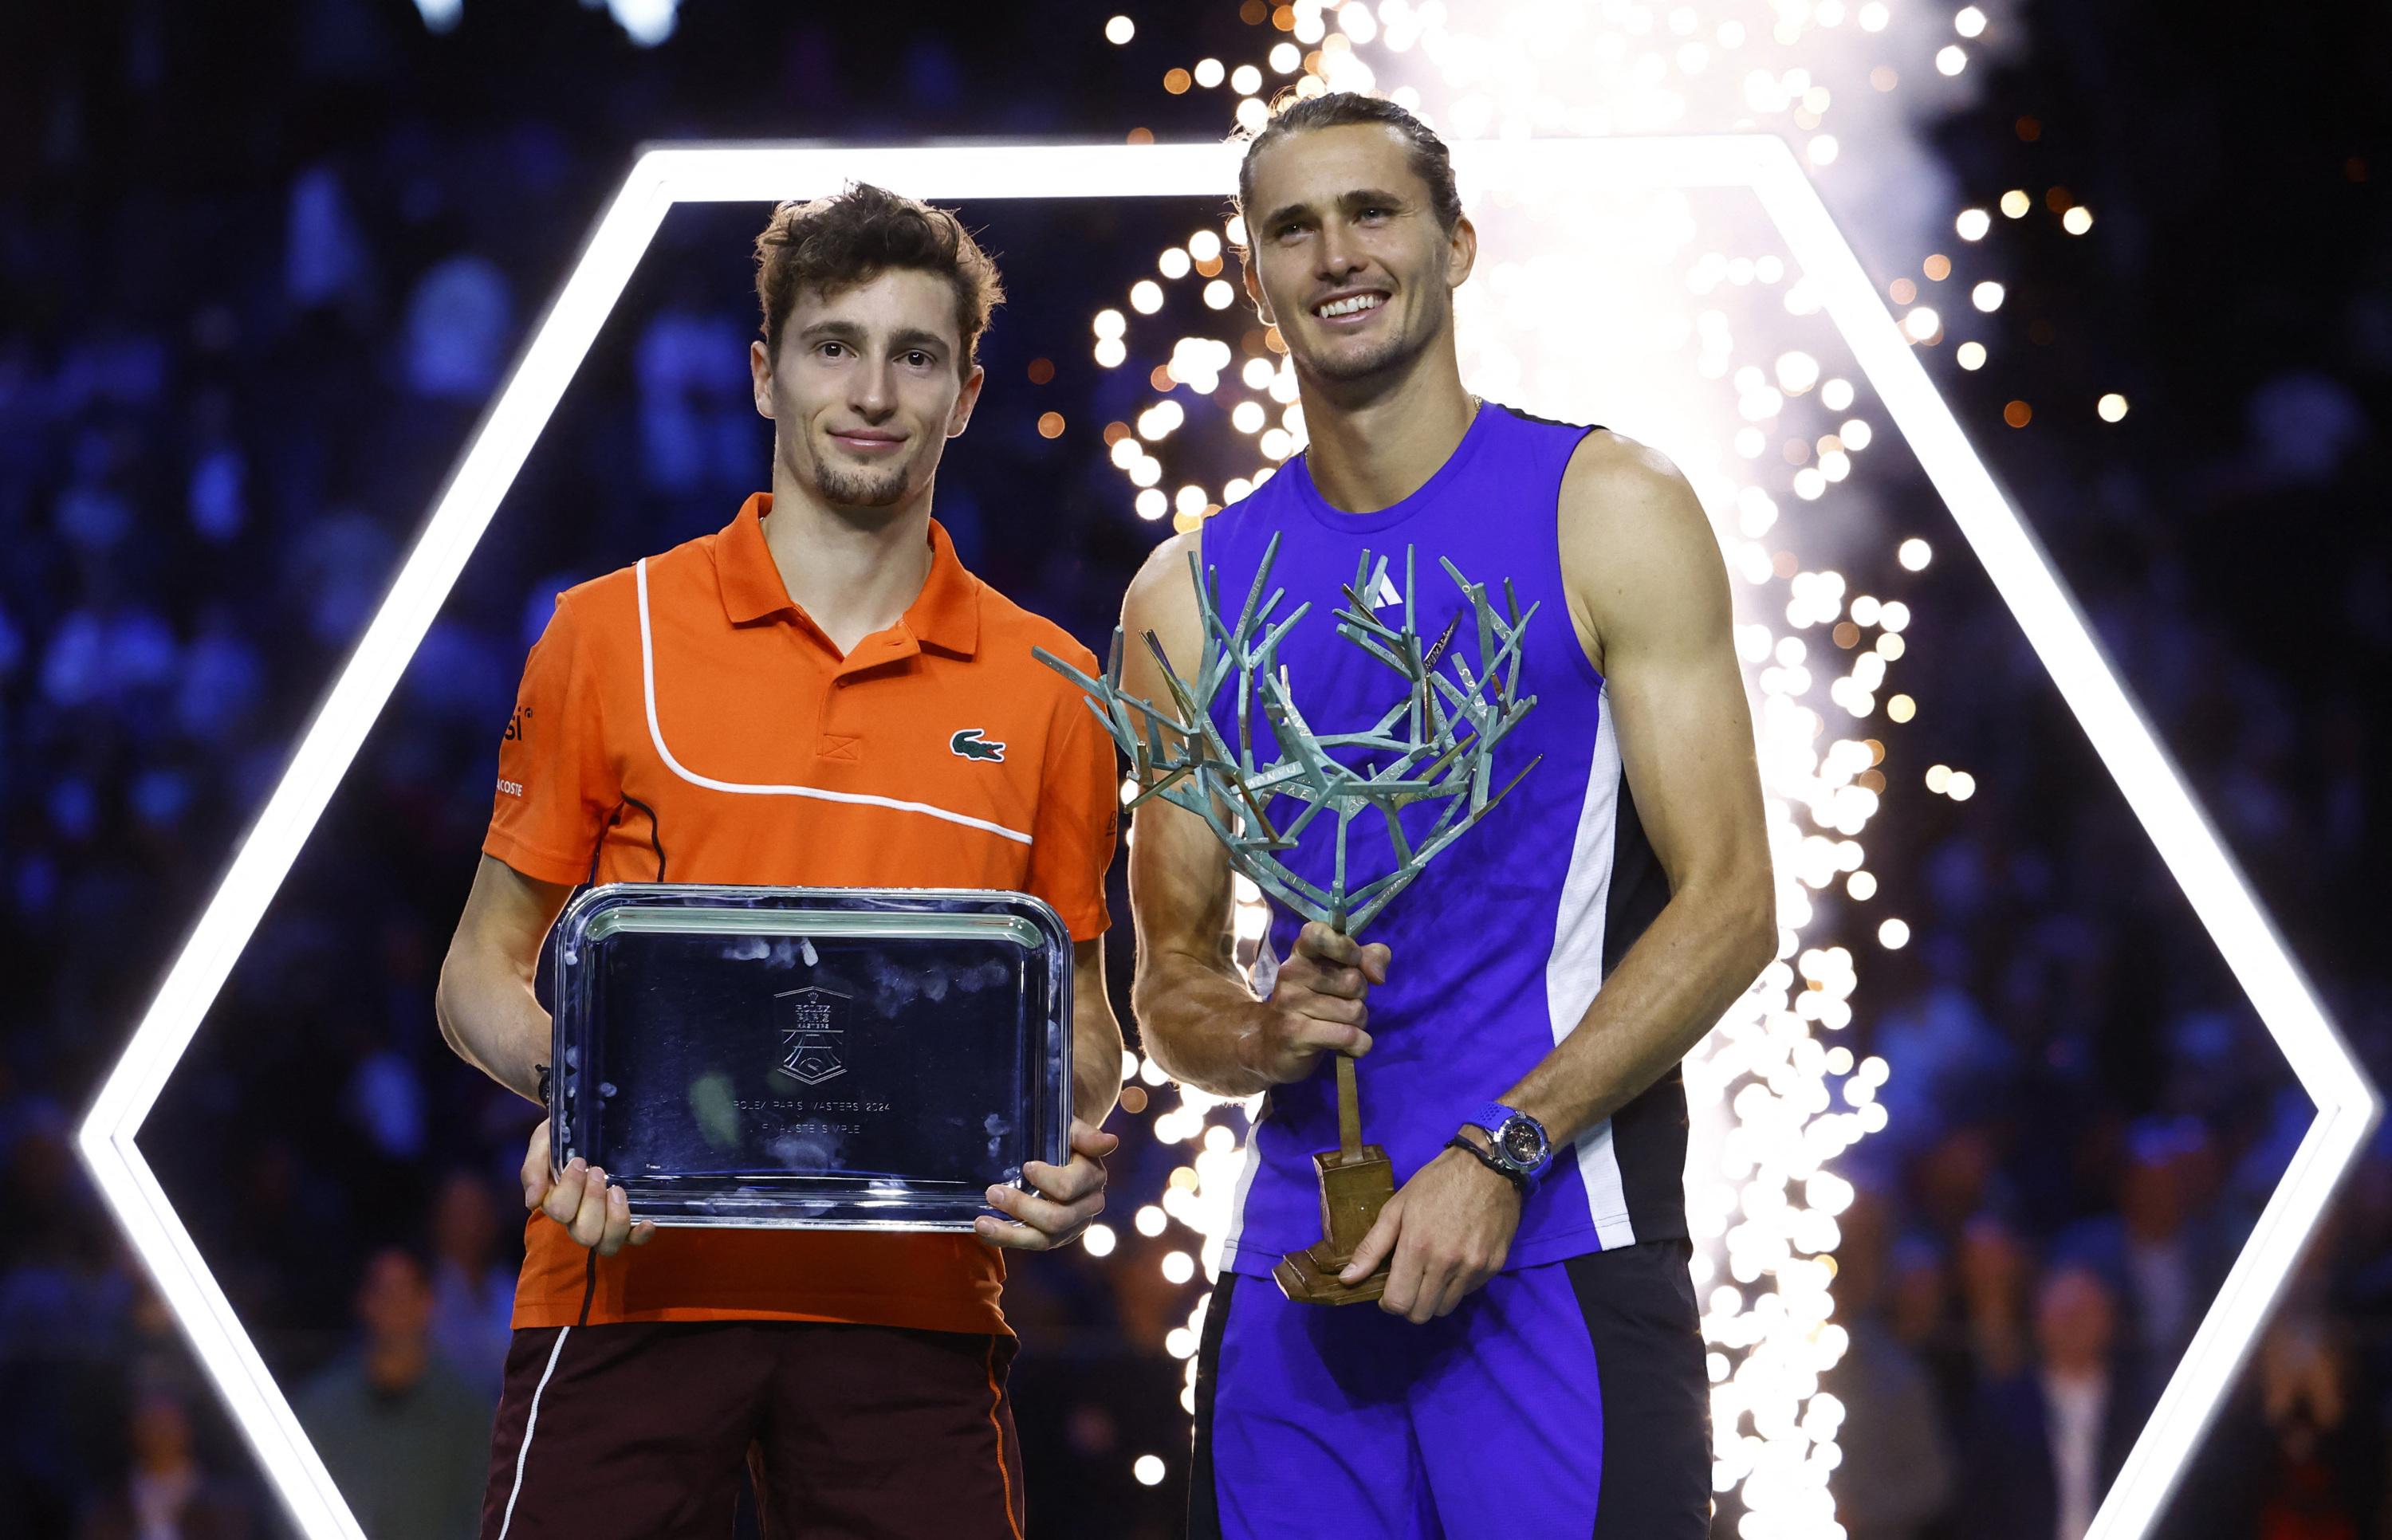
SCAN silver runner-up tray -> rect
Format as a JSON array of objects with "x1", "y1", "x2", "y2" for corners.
[{"x1": 547, "y1": 885, "x2": 1072, "y2": 1231}]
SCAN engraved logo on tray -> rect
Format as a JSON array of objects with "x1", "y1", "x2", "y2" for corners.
[{"x1": 773, "y1": 984, "x2": 852, "y2": 1086}]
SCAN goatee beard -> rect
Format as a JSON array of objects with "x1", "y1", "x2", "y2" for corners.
[{"x1": 812, "y1": 460, "x2": 909, "y2": 509}]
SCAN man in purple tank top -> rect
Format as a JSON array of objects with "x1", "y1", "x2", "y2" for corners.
[{"x1": 1123, "y1": 92, "x2": 1778, "y2": 1538}]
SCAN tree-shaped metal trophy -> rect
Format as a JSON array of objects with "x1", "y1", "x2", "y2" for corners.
[{"x1": 1037, "y1": 532, "x2": 1540, "y2": 1305}]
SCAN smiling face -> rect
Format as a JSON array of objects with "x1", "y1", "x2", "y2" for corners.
[
  {"x1": 749, "y1": 267, "x2": 983, "y2": 513},
  {"x1": 1241, "y1": 122, "x2": 1475, "y2": 388}
]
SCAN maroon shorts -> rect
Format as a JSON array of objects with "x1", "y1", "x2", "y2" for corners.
[{"x1": 478, "y1": 1320, "x2": 1025, "y2": 1539}]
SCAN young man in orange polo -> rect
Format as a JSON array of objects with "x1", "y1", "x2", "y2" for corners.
[{"x1": 435, "y1": 183, "x2": 1123, "y2": 1539}]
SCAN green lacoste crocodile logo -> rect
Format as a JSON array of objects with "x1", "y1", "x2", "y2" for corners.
[{"x1": 950, "y1": 728, "x2": 1006, "y2": 763}]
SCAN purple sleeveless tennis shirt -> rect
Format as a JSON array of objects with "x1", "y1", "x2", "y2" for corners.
[{"x1": 1202, "y1": 403, "x2": 1689, "y2": 1279}]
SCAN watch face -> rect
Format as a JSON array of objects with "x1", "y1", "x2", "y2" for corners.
[{"x1": 1500, "y1": 1119, "x2": 1545, "y2": 1167}]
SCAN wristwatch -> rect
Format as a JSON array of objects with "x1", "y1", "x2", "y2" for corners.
[{"x1": 1452, "y1": 1102, "x2": 1552, "y2": 1192}]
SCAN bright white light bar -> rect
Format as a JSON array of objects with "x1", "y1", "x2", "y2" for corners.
[{"x1": 77, "y1": 136, "x2": 2371, "y2": 1540}]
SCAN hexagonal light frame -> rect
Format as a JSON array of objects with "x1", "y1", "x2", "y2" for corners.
[{"x1": 75, "y1": 136, "x2": 2372, "y2": 1539}]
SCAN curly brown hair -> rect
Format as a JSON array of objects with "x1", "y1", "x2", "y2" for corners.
[{"x1": 752, "y1": 183, "x2": 1005, "y2": 377}]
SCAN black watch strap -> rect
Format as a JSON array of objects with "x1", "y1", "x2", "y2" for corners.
[{"x1": 1446, "y1": 1134, "x2": 1528, "y2": 1196}]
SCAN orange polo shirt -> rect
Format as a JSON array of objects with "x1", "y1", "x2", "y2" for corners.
[{"x1": 484, "y1": 492, "x2": 1116, "y2": 1336}]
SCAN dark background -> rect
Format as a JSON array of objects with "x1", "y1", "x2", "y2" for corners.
[{"x1": 1, "y1": 2, "x2": 2386, "y2": 1537}]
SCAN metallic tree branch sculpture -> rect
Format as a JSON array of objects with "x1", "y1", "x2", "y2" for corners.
[
  {"x1": 1041, "y1": 531, "x2": 1540, "y2": 931},
  {"x1": 1037, "y1": 530, "x2": 1542, "y2": 1303}
]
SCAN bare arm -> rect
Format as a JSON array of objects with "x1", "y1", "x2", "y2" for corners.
[
  {"x1": 1121, "y1": 533, "x2": 1387, "y2": 1100},
  {"x1": 1070, "y1": 937, "x2": 1125, "y2": 1126},
  {"x1": 1497, "y1": 430, "x2": 1777, "y2": 1144},
  {"x1": 439, "y1": 852, "x2": 654, "y2": 1254},
  {"x1": 435, "y1": 852, "x2": 572, "y2": 1104}
]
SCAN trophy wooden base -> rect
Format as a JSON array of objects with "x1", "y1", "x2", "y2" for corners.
[
  {"x1": 1273, "y1": 1239, "x2": 1388, "y2": 1306},
  {"x1": 1273, "y1": 1144, "x2": 1395, "y2": 1306}
]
